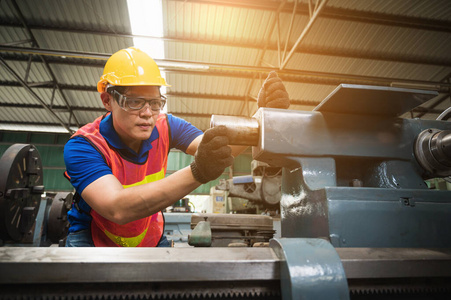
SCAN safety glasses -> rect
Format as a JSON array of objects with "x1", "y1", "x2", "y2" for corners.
[{"x1": 110, "y1": 90, "x2": 166, "y2": 112}]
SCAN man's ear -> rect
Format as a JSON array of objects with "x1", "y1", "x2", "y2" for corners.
[{"x1": 101, "y1": 92, "x2": 112, "y2": 111}]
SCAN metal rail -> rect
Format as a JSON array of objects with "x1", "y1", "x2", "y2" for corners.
[
  {"x1": 1, "y1": 247, "x2": 451, "y2": 283},
  {"x1": 1, "y1": 246, "x2": 451, "y2": 299}
]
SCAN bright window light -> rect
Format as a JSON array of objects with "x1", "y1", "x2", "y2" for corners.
[{"x1": 127, "y1": 0, "x2": 168, "y2": 112}]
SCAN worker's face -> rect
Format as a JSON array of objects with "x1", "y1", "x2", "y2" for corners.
[{"x1": 105, "y1": 86, "x2": 162, "y2": 152}]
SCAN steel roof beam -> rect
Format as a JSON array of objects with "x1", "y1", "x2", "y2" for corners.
[
  {"x1": 0, "y1": 58, "x2": 73, "y2": 132},
  {"x1": 280, "y1": 0, "x2": 328, "y2": 70},
  {"x1": 170, "y1": 0, "x2": 451, "y2": 33},
  {"x1": 2, "y1": 47, "x2": 451, "y2": 92},
  {"x1": 9, "y1": 0, "x2": 80, "y2": 128},
  {"x1": 0, "y1": 82, "x2": 317, "y2": 107},
  {"x1": 1, "y1": 22, "x2": 450, "y2": 67},
  {"x1": 240, "y1": 0, "x2": 287, "y2": 116}
]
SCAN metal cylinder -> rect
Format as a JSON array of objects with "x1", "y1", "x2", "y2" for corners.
[
  {"x1": 414, "y1": 129, "x2": 451, "y2": 177},
  {"x1": 210, "y1": 115, "x2": 259, "y2": 146},
  {"x1": 430, "y1": 130, "x2": 451, "y2": 165}
]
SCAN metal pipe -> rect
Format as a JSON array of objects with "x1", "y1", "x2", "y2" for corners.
[
  {"x1": 210, "y1": 115, "x2": 259, "y2": 146},
  {"x1": 280, "y1": 0, "x2": 328, "y2": 70},
  {"x1": 281, "y1": 0, "x2": 298, "y2": 63}
]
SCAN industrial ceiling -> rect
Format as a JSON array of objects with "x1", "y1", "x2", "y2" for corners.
[{"x1": 1, "y1": 0, "x2": 451, "y2": 133}]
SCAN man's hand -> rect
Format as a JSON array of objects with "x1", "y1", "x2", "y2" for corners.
[
  {"x1": 190, "y1": 126, "x2": 234, "y2": 184},
  {"x1": 257, "y1": 71, "x2": 290, "y2": 109}
]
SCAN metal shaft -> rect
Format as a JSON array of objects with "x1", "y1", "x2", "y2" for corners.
[
  {"x1": 414, "y1": 129, "x2": 451, "y2": 177},
  {"x1": 210, "y1": 115, "x2": 259, "y2": 146}
]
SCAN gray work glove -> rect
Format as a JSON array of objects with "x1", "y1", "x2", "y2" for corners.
[
  {"x1": 257, "y1": 71, "x2": 290, "y2": 109},
  {"x1": 190, "y1": 126, "x2": 234, "y2": 184}
]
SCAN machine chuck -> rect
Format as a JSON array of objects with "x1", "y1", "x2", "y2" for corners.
[{"x1": 414, "y1": 129, "x2": 451, "y2": 177}]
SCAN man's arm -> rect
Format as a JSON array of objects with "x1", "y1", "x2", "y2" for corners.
[
  {"x1": 81, "y1": 166, "x2": 200, "y2": 225},
  {"x1": 80, "y1": 126, "x2": 232, "y2": 225}
]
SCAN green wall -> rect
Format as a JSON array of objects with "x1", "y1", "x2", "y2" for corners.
[{"x1": 0, "y1": 131, "x2": 252, "y2": 195}]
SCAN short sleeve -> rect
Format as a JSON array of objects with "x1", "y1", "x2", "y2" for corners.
[
  {"x1": 167, "y1": 114, "x2": 203, "y2": 152},
  {"x1": 64, "y1": 136, "x2": 112, "y2": 194}
]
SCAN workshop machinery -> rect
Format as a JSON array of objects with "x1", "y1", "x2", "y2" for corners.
[
  {"x1": 1, "y1": 85, "x2": 451, "y2": 299},
  {"x1": 0, "y1": 144, "x2": 72, "y2": 247},
  {"x1": 215, "y1": 160, "x2": 282, "y2": 213},
  {"x1": 189, "y1": 213, "x2": 276, "y2": 247}
]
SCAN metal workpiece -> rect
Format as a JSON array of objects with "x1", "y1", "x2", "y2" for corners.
[
  {"x1": 210, "y1": 114, "x2": 259, "y2": 146},
  {"x1": 414, "y1": 128, "x2": 451, "y2": 177}
]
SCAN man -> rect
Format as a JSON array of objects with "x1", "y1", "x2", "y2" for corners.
[{"x1": 64, "y1": 47, "x2": 289, "y2": 247}]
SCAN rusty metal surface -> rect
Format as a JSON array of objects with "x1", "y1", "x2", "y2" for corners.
[{"x1": 210, "y1": 115, "x2": 259, "y2": 146}]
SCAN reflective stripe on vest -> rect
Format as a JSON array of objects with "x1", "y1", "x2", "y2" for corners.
[
  {"x1": 122, "y1": 168, "x2": 165, "y2": 188},
  {"x1": 105, "y1": 227, "x2": 148, "y2": 247},
  {"x1": 103, "y1": 171, "x2": 165, "y2": 246}
]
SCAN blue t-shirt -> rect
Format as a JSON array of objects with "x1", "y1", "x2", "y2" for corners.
[{"x1": 64, "y1": 113, "x2": 202, "y2": 232}]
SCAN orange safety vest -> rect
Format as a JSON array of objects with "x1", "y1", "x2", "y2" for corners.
[{"x1": 71, "y1": 112, "x2": 169, "y2": 247}]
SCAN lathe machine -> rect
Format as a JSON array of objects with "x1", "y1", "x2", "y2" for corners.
[{"x1": 1, "y1": 84, "x2": 451, "y2": 299}]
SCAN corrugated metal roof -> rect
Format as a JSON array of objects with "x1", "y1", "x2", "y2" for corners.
[
  {"x1": 1, "y1": 0, "x2": 450, "y2": 133},
  {"x1": 328, "y1": 0, "x2": 451, "y2": 20}
]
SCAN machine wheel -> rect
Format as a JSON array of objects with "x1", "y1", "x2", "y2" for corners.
[
  {"x1": 0, "y1": 144, "x2": 44, "y2": 242},
  {"x1": 47, "y1": 192, "x2": 72, "y2": 244}
]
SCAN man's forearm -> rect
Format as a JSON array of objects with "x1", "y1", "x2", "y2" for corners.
[
  {"x1": 82, "y1": 166, "x2": 201, "y2": 225},
  {"x1": 126, "y1": 166, "x2": 201, "y2": 220}
]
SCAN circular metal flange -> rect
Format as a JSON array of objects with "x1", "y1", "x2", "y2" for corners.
[
  {"x1": 47, "y1": 192, "x2": 73, "y2": 244},
  {"x1": 414, "y1": 129, "x2": 451, "y2": 177},
  {"x1": 0, "y1": 144, "x2": 44, "y2": 242}
]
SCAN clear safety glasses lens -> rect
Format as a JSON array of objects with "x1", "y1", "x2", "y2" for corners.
[{"x1": 112, "y1": 91, "x2": 166, "y2": 112}]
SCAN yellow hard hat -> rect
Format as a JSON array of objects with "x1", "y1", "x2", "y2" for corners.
[{"x1": 97, "y1": 47, "x2": 170, "y2": 93}]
